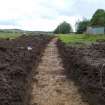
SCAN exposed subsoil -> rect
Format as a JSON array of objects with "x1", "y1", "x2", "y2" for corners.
[
  {"x1": 30, "y1": 38, "x2": 89, "y2": 105},
  {"x1": 1, "y1": 35, "x2": 105, "y2": 105}
]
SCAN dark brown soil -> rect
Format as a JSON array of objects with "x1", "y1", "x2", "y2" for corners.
[
  {"x1": 57, "y1": 40, "x2": 105, "y2": 105},
  {"x1": 0, "y1": 35, "x2": 52, "y2": 105}
]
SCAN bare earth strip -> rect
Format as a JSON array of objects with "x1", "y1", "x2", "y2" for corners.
[{"x1": 30, "y1": 38, "x2": 89, "y2": 105}]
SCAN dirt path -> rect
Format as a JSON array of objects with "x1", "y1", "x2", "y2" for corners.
[{"x1": 30, "y1": 38, "x2": 89, "y2": 105}]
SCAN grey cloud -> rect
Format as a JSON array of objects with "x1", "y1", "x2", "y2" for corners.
[{"x1": 71, "y1": 0, "x2": 105, "y2": 18}]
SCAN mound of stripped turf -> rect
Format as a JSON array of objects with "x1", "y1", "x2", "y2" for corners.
[
  {"x1": 0, "y1": 35, "x2": 52, "y2": 105},
  {"x1": 57, "y1": 40, "x2": 105, "y2": 105}
]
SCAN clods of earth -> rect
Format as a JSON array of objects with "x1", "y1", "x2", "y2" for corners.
[
  {"x1": 1, "y1": 35, "x2": 105, "y2": 105},
  {"x1": 57, "y1": 40, "x2": 105, "y2": 105},
  {"x1": 0, "y1": 35, "x2": 52, "y2": 105}
]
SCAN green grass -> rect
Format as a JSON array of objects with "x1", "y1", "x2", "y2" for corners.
[
  {"x1": 58, "y1": 34, "x2": 105, "y2": 44},
  {"x1": 0, "y1": 32, "x2": 21, "y2": 39}
]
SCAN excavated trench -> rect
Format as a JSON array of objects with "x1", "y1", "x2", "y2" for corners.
[{"x1": 30, "y1": 38, "x2": 89, "y2": 105}]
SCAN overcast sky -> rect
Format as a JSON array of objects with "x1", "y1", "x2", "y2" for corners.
[{"x1": 0, "y1": 0, "x2": 104, "y2": 31}]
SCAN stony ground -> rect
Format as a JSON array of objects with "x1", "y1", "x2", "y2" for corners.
[{"x1": 30, "y1": 38, "x2": 89, "y2": 105}]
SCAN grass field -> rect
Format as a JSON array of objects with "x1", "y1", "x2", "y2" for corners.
[
  {"x1": 58, "y1": 34, "x2": 105, "y2": 44},
  {"x1": 0, "y1": 32, "x2": 21, "y2": 39}
]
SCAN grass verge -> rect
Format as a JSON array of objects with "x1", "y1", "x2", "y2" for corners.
[
  {"x1": 0, "y1": 32, "x2": 21, "y2": 39},
  {"x1": 58, "y1": 34, "x2": 105, "y2": 44}
]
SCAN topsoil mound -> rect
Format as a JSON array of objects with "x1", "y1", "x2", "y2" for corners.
[
  {"x1": 0, "y1": 35, "x2": 52, "y2": 105},
  {"x1": 57, "y1": 40, "x2": 105, "y2": 105}
]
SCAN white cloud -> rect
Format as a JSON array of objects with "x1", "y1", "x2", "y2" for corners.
[
  {"x1": 17, "y1": 15, "x2": 82, "y2": 31},
  {"x1": 0, "y1": 0, "x2": 104, "y2": 31}
]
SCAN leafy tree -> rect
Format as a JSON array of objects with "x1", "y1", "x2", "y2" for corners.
[
  {"x1": 54, "y1": 21, "x2": 72, "y2": 34},
  {"x1": 90, "y1": 9, "x2": 105, "y2": 26},
  {"x1": 76, "y1": 19, "x2": 90, "y2": 34}
]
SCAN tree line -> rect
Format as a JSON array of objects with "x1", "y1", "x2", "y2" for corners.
[{"x1": 54, "y1": 9, "x2": 105, "y2": 34}]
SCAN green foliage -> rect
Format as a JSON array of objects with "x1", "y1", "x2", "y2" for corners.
[
  {"x1": 76, "y1": 19, "x2": 90, "y2": 34},
  {"x1": 58, "y1": 34, "x2": 105, "y2": 44},
  {"x1": 90, "y1": 9, "x2": 105, "y2": 26},
  {"x1": 54, "y1": 21, "x2": 72, "y2": 34}
]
